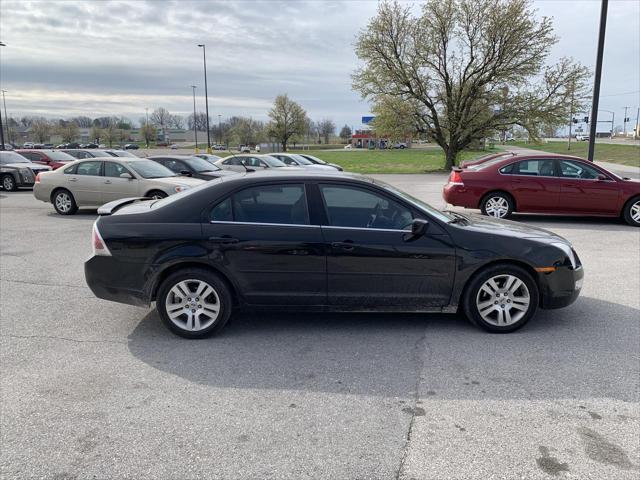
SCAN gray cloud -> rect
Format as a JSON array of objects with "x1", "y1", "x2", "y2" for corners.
[{"x1": 0, "y1": 0, "x2": 638, "y2": 130}]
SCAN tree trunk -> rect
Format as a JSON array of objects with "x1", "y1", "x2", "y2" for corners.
[
  {"x1": 444, "y1": 147, "x2": 458, "y2": 170},
  {"x1": 282, "y1": 140, "x2": 287, "y2": 151}
]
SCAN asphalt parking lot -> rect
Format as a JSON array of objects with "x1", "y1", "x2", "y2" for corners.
[{"x1": 1, "y1": 175, "x2": 639, "y2": 479}]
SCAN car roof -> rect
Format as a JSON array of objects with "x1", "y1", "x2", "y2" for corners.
[{"x1": 212, "y1": 169, "x2": 368, "y2": 184}]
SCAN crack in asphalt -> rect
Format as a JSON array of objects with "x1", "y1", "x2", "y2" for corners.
[
  {"x1": 395, "y1": 325, "x2": 429, "y2": 480},
  {"x1": 1, "y1": 334, "x2": 126, "y2": 345}
]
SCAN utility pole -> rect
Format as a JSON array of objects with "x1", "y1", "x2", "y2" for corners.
[
  {"x1": 218, "y1": 114, "x2": 221, "y2": 145},
  {"x1": 587, "y1": 0, "x2": 608, "y2": 161},
  {"x1": 611, "y1": 111, "x2": 615, "y2": 139},
  {"x1": 623, "y1": 106, "x2": 629, "y2": 136},
  {"x1": 567, "y1": 80, "x2": 575, "y2": 151},
  {"x1": 0, "y1": 43, "x2": 5, "y2": 150},
  {"x1": 197, "y1": 44, "x2": 212, "y2": 153},
  {"x1": 191, "y1": 85, "x2": 198, "y2": 153},
  {"x1": 635, "y1": 107, "x2": 639, "y2": 140}
]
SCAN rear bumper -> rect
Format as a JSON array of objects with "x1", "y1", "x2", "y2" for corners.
[
  {"x1": 442, "y1": 183, "x2": 478, "y2": 208},
  {"x1": 539, "y1": 265, "x2": 584, "y2": 309},
  {"x1": 85, "y1": 255, "x2": 150, "y2": 307}
]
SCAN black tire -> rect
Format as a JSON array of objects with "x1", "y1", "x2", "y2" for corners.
[
  {"x1": 480, "y1": 192, "x2": 514, "y2": 219},
  {"x1": 462, "y1": 264, "x2": 539, "y2": 333},
  {"x1": 156, "y1": 268, "x2": 232, "y2": 339},
  {"x1": 622, "y1": 196, "x2": 640, "y2": 227},
  {"x1": 52, "y1": 189, "x2": 78, "y2": 215},
  {"x1": 146, "y1": 190, "x2": 168, "y2": 200},
  {"x1": 1, "y1": 174, "x2": 17, "y2": 191}
]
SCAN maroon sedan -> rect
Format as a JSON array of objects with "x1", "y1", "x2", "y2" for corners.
[
  {"x1": 443, "y1": 154, "x2": 640, "y2": 226},
  {"x1": 16, "y1": 149, "x2": 76, "y2": 170}
]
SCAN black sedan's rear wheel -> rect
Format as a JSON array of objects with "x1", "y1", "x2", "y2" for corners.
[
  {"x1": 622, "y1": 196, "x2": 640, "y2": 227},
  {"x1": 480, "y1": 192, "x2": 514, "y2": 219},
  {"x1": 52, "y1": 189, "x2": 78, "y2": 215},
  {"x1": 463, "y1": 264, "x2": 539, "y2": 333},
  {"x1": 1, "y1": 174, "x2": 17, "y2": 191},
  {"x1": 157, "y1": 268, "x2": 232, "y2": 339}
]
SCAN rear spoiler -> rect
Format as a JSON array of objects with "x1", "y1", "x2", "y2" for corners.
[
  {"x1": 97, "y1": 197, "x2": 149, "y2": 215},
  {"x1": 451, "y1": 166, "x2": 463, "y2": 172}
]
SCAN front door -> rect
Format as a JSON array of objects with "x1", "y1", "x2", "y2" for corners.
[
  {"x1": 508, "y1": 159, "x2": 562, "y2": 212},
  {"x1": 102, "y1": 161, "x2": 141, "y2": 202},
  {"x1": 557, "y1": 159, "x2": 620, "y2": 214},
  {"x1": 66, "y1": 160, "x2": 104, "y2": 206},
  {"x1": 318, "y1": 183, "x2": 456, "y2": 308},
  {"x1": 202, "y1": 182, "x2": 326, "y2": 305}
]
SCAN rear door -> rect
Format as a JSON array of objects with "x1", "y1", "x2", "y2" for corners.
[
  {"x1": 66, "y1": 160, "x2": 104, "y2": 205},
  {"x1": 506, "y1": 159, "x2": 562, "y2": 212},
  {"x1": 557, "y1": 159, "x2": 620, "y2": 214},
  {"x1": 102, "y1": 161, "x2": 141, "y2": 202},
  {"x1": 201, "y1": 182, "x2": 326, "y2": 305}
]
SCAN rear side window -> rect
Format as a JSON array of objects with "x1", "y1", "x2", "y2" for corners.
[
  {"x1": 104, "y1": 162, "x2": 130, "y2": 178},
  {"x1": 499, "y1": 163, "x2": 515, "y2": 174},
  {"x1": 210, "y1": 184, "x2": 309, "y2": 225},
  {"x1": 75, "y1": 161, "x2": 102, "y2": 176},
  {"x1": 64, "y1": 164, "x2": 77, "y2": 174},
  {"x1": 513, "y1": 159, "x2": 556, "y2": 177}
]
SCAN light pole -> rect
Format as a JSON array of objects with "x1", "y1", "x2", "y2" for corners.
[
  {"x1": 191, "y1": 85, "x2": 198, "y2": 153},
  {"x1": 218, "y1": 114, "x2": 221, "y2": 145},
  {"x1": 587, "y1": 0, "x2": 608, "y2": 161},
  {"x1": 198, "y1": 44, "x2": 212, "y2": 153},
  {"x1": 1, "y1": 90, "x2": 7, "y2": 146},
  {"x1": 0, "y1": 42, "x2": 5, "y2": 150}
]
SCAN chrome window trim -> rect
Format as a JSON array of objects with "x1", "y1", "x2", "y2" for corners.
[
  {"x1": 321, "y1": 225, "x2": 411, "y2": 233},
  {"x1": 210, "y1": 220, "x2": 319, "y2": 228}
]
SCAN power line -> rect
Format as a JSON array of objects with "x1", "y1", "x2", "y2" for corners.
[{"x1": 599, "y1": 90, "x2": 640, "y2": 97}]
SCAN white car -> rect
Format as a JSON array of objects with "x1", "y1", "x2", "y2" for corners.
[
  {"x1": 270, "y1": 152, "x2": 338, "y2": 170},
  {"x1": 214, "y1": 154, "x2": 299, "y2": 173},
  {"x1": 33, "y1": 157, "x2": 205, "y2": 215},
  {"x1": 344, "y1": 144, "x2": 353, "y2": 149},
  {"x1": 170, "y1": 144, "x2": 179, "y2": 150},
  {"x1": 575, "y1": 134, "x2": 589, "y2": 142},
  {"x1": 23, "y1": 142, "x2": 35, "y2": 149}
]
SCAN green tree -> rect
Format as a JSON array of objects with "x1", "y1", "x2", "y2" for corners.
[
  {"x1": 140, "y1": 123, "x2": 156, "y2": 147},
  {"x1": 267, "y1": 94, "x2": 307, "y2": 151},
  {"x1": 339, "y1": 124, "x2": 352, "y2": 142},
  {"x1": 56, "y1": 121, "x2": 79, "y2": 143},
  {"x1": 353, "y1": 0, "x2": 590, "y2": 168},
  {"x1": 371, "y1": 96, "x2": 419, "y2": 143},
  {"x1": 89, "y1": 125, "x2": 103, "y2": 144}
]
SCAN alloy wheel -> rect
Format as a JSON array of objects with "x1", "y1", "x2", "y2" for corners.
[
  {"x1": 55, "y1": 192, "x2": 72, "y2": 213},
  {"x1": 3, "y1": 176, "x2": 15, "y2": 190},
  {"x1": 630, "y1": 200, "x2": 640, "y2": 224},
  {"x1": 485, "y1": 196, "x2": 509, "y2": 218},
  {"x1": 165, "y1": 279, "x2": 220, "y2": 332},
  {"x1": 476, "y1": 274, "x2": 530, "y2": 326}
]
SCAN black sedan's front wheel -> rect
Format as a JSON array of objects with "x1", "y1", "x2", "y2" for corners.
[
  {"x1": 463, "y1": 264, "x2": 539, "y2": 333},
  {"x1": 157, "y1": 268, "x2": 232, "y2": 338},
  {"x1": 1, "y1": 174, "x2": 17, "y2": 191}
]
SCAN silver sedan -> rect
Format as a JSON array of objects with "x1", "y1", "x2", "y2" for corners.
[{"x1": 33, "y1": 157, "x2": 205, "y2": 215}]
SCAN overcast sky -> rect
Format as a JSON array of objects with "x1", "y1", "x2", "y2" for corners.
[{"x1": 0, "y1": 0, "x2": 638, "y2": 131}]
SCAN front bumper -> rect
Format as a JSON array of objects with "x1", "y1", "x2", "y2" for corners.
[{"x1": 539, "y1": 265, "x2": 584, "y2": 309}]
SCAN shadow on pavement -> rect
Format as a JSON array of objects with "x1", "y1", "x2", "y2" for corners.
[
  {"x1": 510, "y1": 214, "x2": 633, "y2": 231},
  {"x1": 127, "y1": 296, "x2": 639, "y2": 402}
]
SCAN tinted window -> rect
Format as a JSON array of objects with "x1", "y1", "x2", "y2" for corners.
[
  {"x1": 499, "y1": 163, "x2": 515, "y2": 174},
  {"x1": 320, "y1": 184, "x2": 413, "y2": 230},
  {"x1": 242, "y1": 157, "x2": 262, "y2": 168},
  {"x1": 212, "y1": 184, "x2": 309, "y2": 225},
  {"x1": 558, "y1": 160, "x2": 602, "y2": 180},
  {"x1": 211, "y1": 197, "x2": 233, "y2": 221},
  {"x1": 104, "y1": 162, "x2": 130, "y2": 178},
  {"x1": 223, "y1": 157, "x2": 242, "y2": 166},
  {"x1": 514, "y1": 159, "x2": 556, "y2": 176},
  {"x1": 274, "y1": 155, "x2": 296, "y2": 165},
  {"x1": 125, "y1": 160, "x2": 176, "y2": 179},
  {"x1": 162, "y1": 159, "x2": 187, "y2": 173},
  {"x1": 75, "y1": 161, "x2": 102, "y2": 176}
]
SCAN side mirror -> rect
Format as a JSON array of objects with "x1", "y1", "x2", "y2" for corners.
[
  {"x1": 596, "y1": 174, "x2": 607, "y2": 181},
  {"x1": 180, "y1": 170, "x2": 192, "y2": 176},
  {"x1": 119, "y1": 172, "x2": 133, "y2": 179},
  {"x1": 403, "y1": 218, "x2": 429, "y2": 242}
]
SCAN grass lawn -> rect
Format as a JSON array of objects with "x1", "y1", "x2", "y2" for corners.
[{"x1": 510, "y1": 141, "x2": 640, "y2": 168}]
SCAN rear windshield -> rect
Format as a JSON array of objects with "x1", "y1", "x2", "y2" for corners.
[
  {"x1": 125, "y1": 160, "x2": 177, "y2": 178},
  {"x1": 468, "y1": 155, "x2": 514, "y2": 170},
  {"x1": 0, "y1": 151, "x2": 31, "y2": 164},
  {"x1": 46, "y1": 151, "x2": 76, "y2": 161},
  {"x1": 261, "y1": 156, "x2": 287, "y2": 167}
]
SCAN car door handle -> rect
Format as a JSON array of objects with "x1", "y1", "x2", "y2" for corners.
[
  {"x1": 208, "y1": 236, "x2": 239, "y2": 244},
  {"x1": 68, "y1": 178, "x2": 78, "y2": 182},
  {"x1": 332, "y1": 240, "x2": 355, "y2": 251}
]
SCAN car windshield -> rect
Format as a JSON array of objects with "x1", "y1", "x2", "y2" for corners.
[
  {"x1": 150, "y1": 178, "x2": 222, "y2": 208},
  {"x1": 125, "y1": 160, "x2": 177, "y2": 178},
  {"x1": 108, "y1": 150, "x2": 137, "y2": 158},
  {"x1": 0, "y1": 151, "x2": 31, "y2": 164},
  {"x1": 261, "y1": 156, "x2": 287, "y2": 167},
  {"x1": 45, "y1": 151, "x2": 76, "y2": 161},
  {"x1": 375, "y1": 179, "x2": 454, "y2": 223},
  {"x1": 289, "y1": 154, "x2": 313, "y2": 165},
  {"x1": 183, "y1": 156, "x2": 220, "y2": 172},
  {"x1": 303, "y1": 154, "x2": 328, "y2": 165},
  {"x1": 91, "y1": 150, "x2": 113, "y2": 157}
]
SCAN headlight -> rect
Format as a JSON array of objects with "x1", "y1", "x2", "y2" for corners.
[
  {"x1": 551, "y1": 242, "x2": 577, "y2": 269},
  {"x1": 19, "y1": 168, "x2": 32, "y2": 175},
  {"x1": 174, "y1": 185, "x2": 190, "y2": 193}
]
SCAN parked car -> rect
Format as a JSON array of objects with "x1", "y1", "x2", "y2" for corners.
[
  {"x1": 1, "y1": 143, "x2": 14, "y2": 150},
  {"x1": 575, "y1": 134, "x2": 589, "y2": 142},
  {"x1": 214, "y1": 154, "x2": 296, "y2": 173},
  {"x1": 22, "y1": 142, "x2": 35, "y2": 149},
  {"x1": 84, "y1": 170, "x2": 584, "y2": 338},
  {"x1": 33, "y1": 158, "x2": 205, "y2": 215},
  {"x1": 124, "y1": 144, "x2": 139, "y2": 150},
  {"x1": 344, "y1": 144, "x2": 353, "y2": 149},
  {"x1": 297, "y1": 153, "x2": 343, "y2": 171},
  {"x1": 43, "y1": 143, "x2": 54, "y2": 149},
  {"x1": 16, "y1": 149, "x2": 76, "y2": 170},
  {"x1": 61, "y1": 149, "x2": 115, "y2": 159},
  {"x1": 393, "y1": 142, "x2": 408, "y2": 149},
  {"x1": 170, "y1": 144, "x2": 179, "y2": 150},
  {"x1": 1, "y1": 151, "x2": 51, "y2": 191},
  {"x1": 194, "y1": 153, "x2": 222, "y2": 164},
  {"x1": 105, "y1": 149, "x2": 138, "y2": 158},
  {"x1": 213, "y1": 144, "x2": 226, "y2": 151},
  {"x1": 149, "y1": 155, "x2": 238, "y2": 180},
  {"x1": 57, "y1": 142, "x2": 81, "y2": 149},
  {"x1": 239, "y1": 145, "x2": 251, "y2": 153},
  {"x1": 270, "y1": 152, "x2": 338, "y2": 171},
  {"x1": 443, "y1": 154, "x2": 640, "y2": 226},
  {"x1": 459, "y1": 152, "x2": 516, "y2": 169}
]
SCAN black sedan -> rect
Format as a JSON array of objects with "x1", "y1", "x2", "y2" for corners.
[
  {"x1": 85, "y1": 171, "x2": 583, "y2": 338},
  {"x1": 148, "y1": 155, "x2": 237, "y2": 180}
]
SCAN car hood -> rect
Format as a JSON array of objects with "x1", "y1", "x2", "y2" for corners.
[
  {"x1": 305, "y1": 164, "x2": 337, "y2": 170},
  {"x1": 199, "y1": 170, "x2": 237, "y2": 177},
  {"x1": 452, "y1": 213, "x2": 569, "y2": 243},
  {"x1": 147, "y1": 176, "x2": 205, "y2": 187}
]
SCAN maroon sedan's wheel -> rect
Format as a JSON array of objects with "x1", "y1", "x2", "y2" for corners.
[
  {"x1": 623, "y1": 197, "x2": 640, "y2": 227},
  {"x1": 480, "y1": 192, "x2": 514, "y2": 219}
]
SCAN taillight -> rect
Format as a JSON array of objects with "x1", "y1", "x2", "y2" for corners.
[
  {"x1": 92, "y1": 222, "x2": 112, "y2": 256},
  {"x1": 35, "y1": 173, "x2": 41, "y2": 184},
  {"x1": 449, "y1": 170, "x2": 464, "y2": 185}
]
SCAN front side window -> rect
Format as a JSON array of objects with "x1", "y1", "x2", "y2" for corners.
[
  {"x1": 320, "y1": 184, "x2": 413, "y2": 230},
  {"x1": 210, "y1": 184, "x2": 309, "y2": 225},
  {"x1": 163, "y1": 159, "x2": 187, "y2": 173},
  {"x1": 558, "y1": 160, "x2": 602, "y2": 180},
  {"x1": 75, "y1": 161, "x2": 103, "y2": 176},
  {"x1": 513, "y1": 159, "x2": 556, "y2": 177},
  {"x1": 104, "y1": 162, "x2": 131, "y2": 178}
]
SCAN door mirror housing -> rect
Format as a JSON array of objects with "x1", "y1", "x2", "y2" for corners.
[
  {"x1": 119, "y1": 172, "x2": 133, "y2": 179},
  {"x1": 596, "y1": 174, "x2": 608, "y2": 181},
  {"x1": 403, "y1": 218, "x2": 429, "y2": 242},
  {"x1": 180, "y1": 170, "x2": 192, "y2": 176}
]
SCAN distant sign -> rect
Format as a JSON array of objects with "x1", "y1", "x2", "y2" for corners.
[{"x1": 362, "y1": 116, "x2": 375, "y2": 125}]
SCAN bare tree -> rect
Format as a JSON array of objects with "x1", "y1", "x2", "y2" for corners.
[
  {"x1": 89, "y1": 125, "x2": 103, "y2": 144},
  {"x1": 317, "y1": 119, "x2": 336, "y2": 144},
  {"x1": 187, "y1": 112, "x2": 208, "y2": 131},
  {"x1": 150, "y1": 108, "x2": 171, "y2": 128},
  {"x1": 56, "y1": 121, "x2": 79, "y2": 143},
  {"x1": 168, "y1": 114, "x2": 184, "y2": 129},
  {"x1": 71, "y1": 116, "x2": 93, "y2": 128},
  {"x1": 267, "y1": 94, "x2": 307, "y2": 151},
  {"x1": 140, "y1": 123, "x2": 156, "y2": 147},
  {"x1": 339, "y1": 124, "x2": 352, "y2": 142},
  {"x1": 353, "y1": 0, "x2": 591, "y2": 168},
  {"x1": 31, "y1": 119, "x2": 52, "y2": 143}
]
